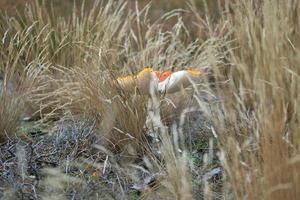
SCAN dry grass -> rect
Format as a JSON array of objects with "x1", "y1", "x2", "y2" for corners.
[
  {"x1": 0, "y1": 22, "x2": 42, "y2": 142},
  {"x1": 196, "y1": 0, "x2": 300, "y2": 199},
  {"x1": 0, "y1": 86, "x2": 24, "y2": 142},
  {"x1": 0, "y1": 0, "x2": 300, "y2": 199},
  {"x1": 45, "y1": 66, "x2": 149, "y2": 152},
  {"x1": 1, "y1": 1, "x2": 202, "y2": 198}
]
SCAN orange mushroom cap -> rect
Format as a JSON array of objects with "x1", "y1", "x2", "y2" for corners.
[{"x1": 158, "y1": 71, "x2": 172, "y2": 82}]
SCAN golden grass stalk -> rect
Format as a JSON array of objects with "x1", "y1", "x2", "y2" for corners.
[
  {"x1": 38, "y1": 66, "x2": 149, "y2": 152},
  {"x1": 195, "y1": 0, "x2": 300, "y2": 199}
]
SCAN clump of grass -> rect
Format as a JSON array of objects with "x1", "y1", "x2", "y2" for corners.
[
  {"x1": 0, "y1": 0, "x2": 150, "y2": 148},
  {"x1": 0, "y1": 85, "x2": 24, "y2": 142},
  {"x1": 0, "y1": 32, "x2": 42, "y2": 142},
  {"x1": 43, "y1": 66, "x2": 149, "y2": 152},
  {"x1": 196, "y1": 0, "x2": 300, "y2": 199}
]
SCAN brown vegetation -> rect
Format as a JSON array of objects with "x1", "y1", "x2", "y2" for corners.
[{"x1": 0, "y1": 0, "x2": 299, "y2": 199}]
